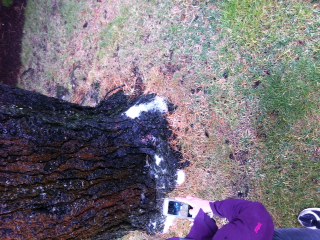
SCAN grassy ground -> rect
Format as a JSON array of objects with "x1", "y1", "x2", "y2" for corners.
[
  {"x1": 219, "y1": 0, "x2": 320, "y2": 227},
  {"x1": 19, "y1": 0, "x2": 319, "y2": 238}
]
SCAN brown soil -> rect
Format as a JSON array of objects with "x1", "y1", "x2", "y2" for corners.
[{"x1": 0, "y1": 0, "x2": 27, "y2": 86}]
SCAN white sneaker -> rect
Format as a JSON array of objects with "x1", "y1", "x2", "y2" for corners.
[{"x1": 298, "y1": 208, "x2": 320, "y2": 230}]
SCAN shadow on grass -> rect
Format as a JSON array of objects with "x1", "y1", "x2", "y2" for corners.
[{"x1": 0, "y1": 0, "x2": 27, "y2": 86}]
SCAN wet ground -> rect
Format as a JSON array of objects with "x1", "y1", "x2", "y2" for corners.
[{"x1": 0, "y1": 0, "x2": 27, "y2": 86}]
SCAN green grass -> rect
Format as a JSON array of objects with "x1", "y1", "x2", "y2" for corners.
[
  {"x1": 258, "y1": 105, "x2": 320, "y2": 226},
  {"x1": 220, "y1": 0, "x2": 314, "y2": 49},
  {"x1": 260, "y1": 125, "x2": 320, "y2": 227},
  {"x1": 254, "y1": 58, "x2": 320, "y2": 226},
  {"x1": 99, "y1": 7, "x2": 130, "y2": 54},
  {"x1": 221, "y1": 0, "x2": 268, "y2": 47},
  {"x1": 61, "y1": 0, "x2": 85, "y2": 37},
  {"x1": 219, "y1": 0, "x2": 320, "y2": 227},
  {"x1": 259, "y1": 59, "x2": 319, "y2": 125}
]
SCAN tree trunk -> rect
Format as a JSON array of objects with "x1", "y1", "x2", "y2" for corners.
[{"x1": 0, "y1": 84, "x2": 181, "y2": 240}]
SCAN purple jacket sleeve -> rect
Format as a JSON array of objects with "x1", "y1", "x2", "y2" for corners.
[
  {"x1": 209, "y1": 199, "x2": 274, "y2": 240},
  {"x1": 167, "y1": 199, "x2": 274, "y2": 240},
  {"x1": 186, "y1": 209, "x2": 218, "y2": 240},
  {"x1": 166, "y1": 209, "x2": 218, "y2": 240}
]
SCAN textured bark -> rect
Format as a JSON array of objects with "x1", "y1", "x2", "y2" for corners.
[{"x1": 0, "y1": 84, "x2": 181, "y2": 239}]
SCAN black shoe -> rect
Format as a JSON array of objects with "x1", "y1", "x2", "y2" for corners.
[{"x1": 298, "y1": 208, "x2": 320, "y2": 230}]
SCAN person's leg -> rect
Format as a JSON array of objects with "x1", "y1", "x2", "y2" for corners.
[{"x1": 273, "y1": 228, "x2": 320, "y2": 240}]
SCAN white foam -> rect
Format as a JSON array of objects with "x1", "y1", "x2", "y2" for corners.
[
  {"x1": 141, "y1": 193, "x2": 145, "y2": 201},
  {"x1": 163, "y1": 215, "x2": 175, "y2": 233},
  {"x1": 176, "y1": 170, "x2": 186, "y2": 185},
  {"x1": 125, "y1": 96, "x2": 168, "y2": 119},
  {"x1": 151, "y1": 221, "x2": 157, "y2": 229},
  {"x1": 154, "y1": 154, "x2": 163, "y2": 166}
]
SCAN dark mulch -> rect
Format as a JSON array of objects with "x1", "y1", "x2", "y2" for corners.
[{"x1": 0, "y1": 0, "x2": 27, "y2": 86}]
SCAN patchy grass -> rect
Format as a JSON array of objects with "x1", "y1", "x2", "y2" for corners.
[
  {"x1": 221, "y1": 0, "x2": 269, "y2": 47},
  {"x1": 19, "y1": 0, "x2": 319, "y2": 238},
  {"x1": 219, "y1": 0, "x2": 320, "y2": 227},
  {"x1": 221, "y1": 0, "x2": 315, "y2": 49},
  {"x1": 258, "y1": 59, "x2": 319, "y2": 125},
  {"x1": 99, "y1": 7, "x2": 129, "y2": 50},
  {"x1": 60, "y1": 0, "x2": 86, "y2": 37},
  {"x1": 20, "y1": 0, "x2": 83, "y2": 95},
  {"x1": 259, "y1": 116, "x2": 320, "y2": 227},
  {"x1": 254, "y1": 58, "x2": 320, "y2": 227}
]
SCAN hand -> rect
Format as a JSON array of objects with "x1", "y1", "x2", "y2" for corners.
[{"x1": 175, "y1": 196, "x2": 212, "y2": 217}]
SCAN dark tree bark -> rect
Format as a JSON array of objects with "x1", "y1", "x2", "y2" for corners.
[
  {"x1": 0, "y1": 0, "x2": 27, "y2": 86},
  {"x1": 0, "y1": 84, "x2": 181, "y2": 240}
]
